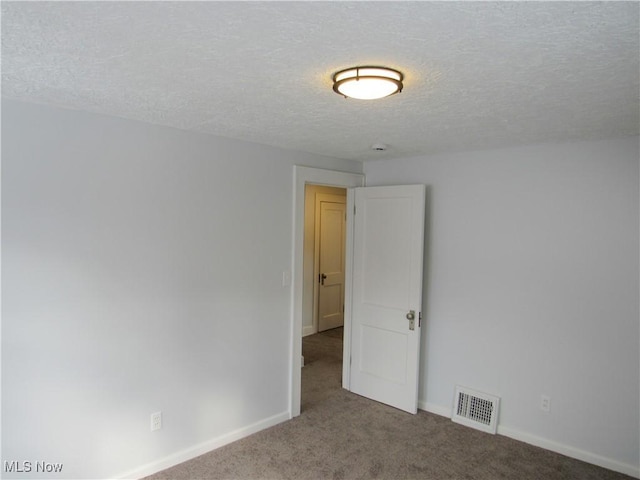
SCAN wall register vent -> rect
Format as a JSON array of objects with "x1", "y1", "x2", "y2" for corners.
[{"x1": 452, "y1": 386, "x2": 500, "y2": 434}]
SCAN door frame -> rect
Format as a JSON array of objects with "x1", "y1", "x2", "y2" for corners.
[{"x1": 290, "y1": 166, "x2": 364, "y2": 418}]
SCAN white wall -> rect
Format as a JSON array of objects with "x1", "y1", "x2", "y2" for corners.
[
  {"x1": 4, "y1": 99, "x2": 637, "y2": 477},
  {"x1": 1, "y1": 100, "x2": 361, "y2": 479},
  {"x1": 364, "y1": 137, "x2": 640, "y2": 476}
]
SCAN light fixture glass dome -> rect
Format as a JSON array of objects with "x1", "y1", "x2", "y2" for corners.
[{"x1": 333, "y1": 66, "x2": 403, "y2": 100}]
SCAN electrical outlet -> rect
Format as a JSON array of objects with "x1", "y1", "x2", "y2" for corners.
[
  {"x1": 540, "y1": 395, "x2": 551, "y2": 412},
  {"x1": 151, "y1": 411, "x2": 162, "y2": 431}
]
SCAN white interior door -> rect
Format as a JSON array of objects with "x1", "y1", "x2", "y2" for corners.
[
  {"x1": 316, "y1": 196, "x2": 346, "y2": 332},
  {"x1": 349, "y1": 185, "x2": 425, "y2": 414}
]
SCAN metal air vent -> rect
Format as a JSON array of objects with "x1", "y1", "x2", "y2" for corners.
[{"x1": 452, "y1": 386, "x2": 500, "y2": 434}]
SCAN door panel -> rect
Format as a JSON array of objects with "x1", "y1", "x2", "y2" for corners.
[
  {"x1": 361, "y1": 197, "x2": 412, "y2": 308},
  {"x1": 360, "y1": 325, "x2": 407, "y2": 383},
  {"x1": 349, "y1": 185, "x2": 425, "y2": 414}
]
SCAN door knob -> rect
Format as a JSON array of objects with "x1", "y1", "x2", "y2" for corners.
[
  {"x1": 320, "y1": 273, "x2": 327, "y2": 285},
  {"x1": 406, "y1": 310, "x2": 416, "y2": 331}
]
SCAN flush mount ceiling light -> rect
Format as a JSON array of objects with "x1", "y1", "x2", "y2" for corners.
[{"x1": 333, "y1": 66, "x2": 403, "y2": 100}]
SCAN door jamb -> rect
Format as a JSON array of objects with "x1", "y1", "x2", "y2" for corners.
[{"x1": 291, "y1": 166, "x2": 364, "y2": 418}]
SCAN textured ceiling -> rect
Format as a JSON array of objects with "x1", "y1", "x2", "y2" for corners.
[{"x1": 2, "y1": 1, "x2": 639, "y2": 161}]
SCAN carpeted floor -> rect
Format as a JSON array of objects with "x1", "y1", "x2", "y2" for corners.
[{"x1": 145, "y1": 328, "x2": 633, "y2": 480}]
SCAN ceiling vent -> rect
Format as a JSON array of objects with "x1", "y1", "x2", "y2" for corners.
[{"x1": 452, "y1": 386, "x2": 500, "y2": 434}]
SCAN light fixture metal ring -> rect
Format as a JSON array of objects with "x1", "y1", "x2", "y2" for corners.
[{"x1": 332, "y1": 66, "x2": 404, "y2": 100}]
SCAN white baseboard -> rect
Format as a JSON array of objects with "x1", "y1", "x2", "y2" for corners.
[
  {"x1": 115, "y1": 411, "x2": 290, "y2": 480},
  {"x1": 497, "y1": 426, "x2": 640, "y2": 479},
  {"x1": 418, "y1": 401, "x2": 639, "y2": 479},
  {"x1": 302, "y1": 325, "x2": 316, "y2": 337},
  {"x1": 419, "y1": 400, "x2": 451, "y2": 418}
]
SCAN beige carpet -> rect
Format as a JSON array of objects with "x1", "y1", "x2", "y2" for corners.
[{"x1": 145, "y1": 328, "x2": 633, "y2": 480}]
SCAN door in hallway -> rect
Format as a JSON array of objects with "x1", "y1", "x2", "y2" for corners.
[{"x1": 316, "y1": 194, "x2": 347, "y2": 332}]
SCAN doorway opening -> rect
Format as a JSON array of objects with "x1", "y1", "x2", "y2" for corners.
[
  {"x1": 301, "y1": 185, "x2": 347, "y2": 411},
  {"x1": 291, "y1": 166, "x2": 364, "y2": 418},
  {"x1": 292, "y1": 168, "x2": 426, "y2": 416}
]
